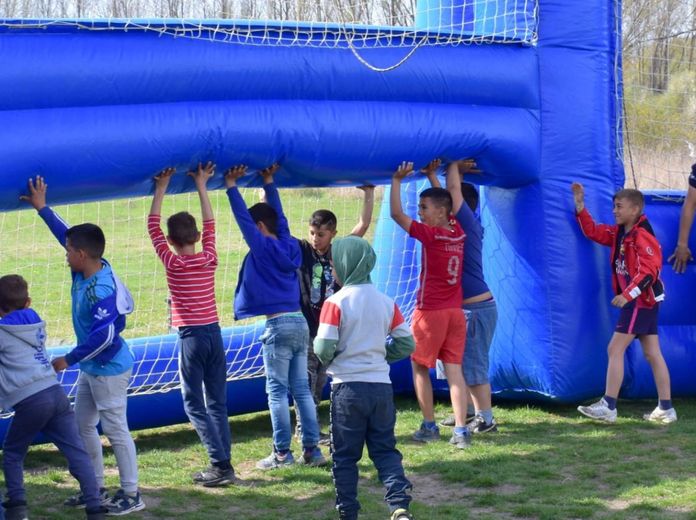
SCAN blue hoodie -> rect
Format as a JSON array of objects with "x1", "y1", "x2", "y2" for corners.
[{"x1": 227, "y1": 182, "x2": 301, "y2": 319}]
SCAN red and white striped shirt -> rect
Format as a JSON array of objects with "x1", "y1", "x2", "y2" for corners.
[{"x1": 148, "y1": 214, "x2": 219, "y2": 327}]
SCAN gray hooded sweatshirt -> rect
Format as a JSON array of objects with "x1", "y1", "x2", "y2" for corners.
[{"x1": 0, "y1": 309, "x2": 58, "y2": 410}]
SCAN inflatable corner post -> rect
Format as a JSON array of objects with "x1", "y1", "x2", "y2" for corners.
[{"x1": 2, "y1": 0, "x2": 696, "y2": 445}]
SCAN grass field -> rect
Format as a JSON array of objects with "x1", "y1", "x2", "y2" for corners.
[
  {"x1": 0, "y1": 186, "x2": 382, "y2": 345},
  {"x1": 17, "y1": 396, "x2": 696, "y2": 520}
]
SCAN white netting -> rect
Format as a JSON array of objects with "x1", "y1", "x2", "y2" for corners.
[
  {"x1": 620, "y1": 0, "x2": 696, "y2": 190},
  {"x1": 0, "y1": 186, "x2": 425, "y2": 413},
  {"x1": 0, "y1": 1, "x2": 539, "y2": 50}
]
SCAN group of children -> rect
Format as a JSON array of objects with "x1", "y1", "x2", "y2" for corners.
[{"x1": 0, "y1": 156, "x2": 683, "y2": 520}]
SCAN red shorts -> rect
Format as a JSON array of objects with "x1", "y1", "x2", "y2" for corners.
[{"x1": 411, "y1": 308, "x2": 467, "y2": 368}]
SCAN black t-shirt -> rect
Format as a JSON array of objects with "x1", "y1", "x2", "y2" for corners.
[{"x1": 297, "y1": 239, "x2": 339, "y2": 337}]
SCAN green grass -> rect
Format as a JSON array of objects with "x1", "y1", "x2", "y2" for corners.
[
  {"x1": 0, "y1": 186, "x2": 382, "y2": 344},
  {"x1": 19, "y1": 397, "x2": 696, "y2": 519}
]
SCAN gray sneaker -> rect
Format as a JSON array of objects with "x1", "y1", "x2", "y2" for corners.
[
  {"x1": 449, "y1": 432, "x2": 472, "y2": 449},
  {"x1": 439, "y1": 413, "x2": 476, "y2": 427},
  {"x1": 256, "y1": 450, "x2": 295, "y2": 470},
  {"x1": 643, "y1": 406, "x2": 678, "y2": 424},
  {"x1": 467, "y1": 415, "x2": 499, "y2": 434},
  {"x1": 298, "y1": 446, "x2": 329, "y2": 467},
  {"x1": 577, "y1": 398, "x2": 617, "y2": 423},
  {"x1": 390, "y1": 508, "x2": 415, "y2": 520},
  {"x1": 104, "y1": 490, "x2": 145, "y2": 516},
  {"x1": 412, "y1": 423, "x2": 440, "y2": 443}
]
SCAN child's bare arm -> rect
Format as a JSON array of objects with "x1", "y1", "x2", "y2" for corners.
[
  {"x1": 149, "y1": 167, "x2": 175, "y2": 216},
  {"x1": 188, "y1": 161, "x2": 215, "y2": 221},
  {"x1": 350, "y1": 185, "x2": 375, "y2": 237},
  {"x1": 571, "y1": 182, "x2": 585, "y2": 212},
  {"x1": 390, "y1": 161, "x2": 414, "y2": 232},
  {"x1": 446, "y1": 162, "x2": 465, "y2": 214},
  {"x1": 421, "y1": 158, "x2": 442, "y2": 188}
]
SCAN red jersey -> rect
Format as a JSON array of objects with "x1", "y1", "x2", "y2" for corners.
[
  {"x1": 409, "y1": 219, "x2": 465, "y2": 310},
  {"x1": 148, "y1": 214, "x2": 219, "y2": 327}
]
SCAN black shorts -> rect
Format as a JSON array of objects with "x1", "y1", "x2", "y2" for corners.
[{"x1": 615, "y1": 303, "x2": 659, "y2": 335}]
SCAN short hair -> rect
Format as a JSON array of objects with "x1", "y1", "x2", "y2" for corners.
[
  {"x1": 613, "y1": 188, "x2": 644, "y2": 212},
  {"x1": 167, "y1": 211, "x2": 199, "y2": 247},
  {"x1": 249, "y1": 202, "x2": 278, "y2": 236},
  {"x1": 0, "y1": 274, "x2": 29, "y2": 314},
  {"x1": 420, "y1": 187, "x2": 453, "y2": 214},
  {"x1": 309, "y1": 209, "x2": 337, "y2": 231},
  {"x1": 461, "y1": 183, "x2": 480, "y2": 212},
  {"x1": 65, "y1": 223, "x2": 105, "y2": 259}
]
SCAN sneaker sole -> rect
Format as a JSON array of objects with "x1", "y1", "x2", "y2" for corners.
[
  {"x1": 105, "y1": 502, "x2": 146, "y2": 516},
  {"x1": 577, "y1": 408, "x2": 616, "y2": 423},
  {"x1": 474, "y1": 425, "x2": 499, "y2": 434},
  {"x1": 644, "y1": 416, "x2": 677, "y2": 424},
  {"x1": 201, "y1": 477, "x2": 236, "y2": 488}
]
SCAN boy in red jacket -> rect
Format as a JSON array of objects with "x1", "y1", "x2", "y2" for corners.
[{"x1": 572, "y1": 183, "x2": 676, "y2": 424}]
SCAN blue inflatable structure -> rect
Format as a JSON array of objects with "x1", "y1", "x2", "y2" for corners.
[{"x1": 1, "y1": 0, "x2": 695, "y2": 443}]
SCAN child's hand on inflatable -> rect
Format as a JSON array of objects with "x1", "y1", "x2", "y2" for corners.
[
  {"x1": 224, "y1": 165, "x2": 248, "y2": 188},
  {"x1": 20, "y1": 176, "x2": 48, "y2": 210},
  {"x1": 188, "y1": 161, "x2": 215, "y2": 190},
  {"x1": 154, "y1": 167, "x2": 175, "y2": 192},
  {"x1": 571, "y1": 182, "x2": 585, "y2": 212},
  {"x1": 457, "y1": 159, "x2": 481, "y2": 175},
  {"x1": 259, "y1": 163, "x2": 280, "y2": 184},
  {"x1": 393, "y1": 161, "x2": 414, "y2": 181},
  {"x1": 420, "y1": 158, "x2": 442, "y2": 178}
]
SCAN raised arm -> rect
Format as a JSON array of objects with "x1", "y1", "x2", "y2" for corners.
[
  {"x1": 572, "y1": 182, "x2": 615, "y2": 246},
  {"x1": 390, "y1": 161, "x2": 414, "y2": 233},
  {"x1": 349, "y1": 185, "x2": 375, "y2": 237},
  {"x1": 189, "y1": 161, "x2": 215, "y2": 222},
  {"x1": 20, "y1": 176, "x2": 69, "y2": 247},
  {"x1": 258, "y1": 163, "x2": 292, "y2": 238},
  {"x1": 225, "y1": 165, "x2": 267, "y2": 252},
  {"x1": 149, "y1": 167, "x2": 175, "y2": 217},
  {"x1": 421, "y1": 158, "x2": 442, "y2": 188}
]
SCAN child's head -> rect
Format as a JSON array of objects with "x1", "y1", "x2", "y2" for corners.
[
  {"x1": 330, "y1": 236, "x2": 376, "y2": 286},
  {"x1": 166, "y1": 211, "x2": 200, "y2": 249},
  {"x1": 0, "y1": 274, "x2": 30, "y2": 316},
  {"x1": 461, "y1": 183, "x2": 480, "y2": 212},
  {"x1": 308, "y1": 210, "x2": 338, "y2": 254},
  {"x1": 612, "y1": 189, "x2": 644, "y2": 227},
  {"x1": 65, "y1": 223, "x2": 106, "y2": 271},
  {"x1": 418, "y1": 187, "x2": 453, "y2": 226},
  {"x1": 249, "y1": 202, "x2": 279, "y2": 237}
]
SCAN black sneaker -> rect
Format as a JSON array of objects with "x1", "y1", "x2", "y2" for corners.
[
  {"x1": 468, "y1": 415, "x2": 498, "y2": 434},
  {"x1": 192, "y1": 466, "x2": 236, "y2": 487},
  {"x1": 318, "y1": 432, "x2": 331, "y2": 446},
  {"x1": 64, "y1": 488, "x2": 110, "y2": 508},
  {"x1": 439, "y1": 413, "x2": 476, "y2": 427},
  {"x1": 3, "y1": 500, "x2": 28, "y2": 520},
  {"x1": 104, "y1": 489, "x2": 145, "y2": 516}
]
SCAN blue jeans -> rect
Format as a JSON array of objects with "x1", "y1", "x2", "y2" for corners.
[
  {"x1": 261, "y1": 313, "x2": 319, "y2": 451},
  {"x1": 462, "y1": 299, "x2": 498, "y2": 385},
  {"x1": 3, "y1": 385, "x2": 100, "y2": 510},
  {"x1": 179, "y1": 323, "x2": 232, "y2": 466},
  {"x1": 330, "y1": 382, "x2": 412, "y2": 519}
]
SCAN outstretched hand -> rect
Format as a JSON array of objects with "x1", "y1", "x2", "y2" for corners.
[
  {"x1": 393, "y1": 161, "x2": 414, "y2": 181},
  {"x1": 188, "y1": 161, "x2": 215, "y2": 190},
  {"x1": 668, "y1": 245, "x2": 693, "y2": 274},
  {"x1": 259, "y1": 163, "x2": 280, "y2": 184},
  {"x1": 420, "y1": 159, "x2": 442, "y2": 178},
  {"x1": 154, "y1": 167, "x2": 176, "y2": 191},
  {"x1": 571, "y1": 182, "x2": 585, "y2": 212},
  {"x1": 19, "y1": 176, "x2": 48, "y2": 210},
  {"x1": 224, "y1": 165, "x2": 248, "y2": 188},
  {"x1": 456, "y1": 159, "x2": 481, "y2": 175}
]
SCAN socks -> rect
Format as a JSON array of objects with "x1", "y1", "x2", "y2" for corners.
[
  {"x1": 659, "y1": 399, "x2": 672, "y2": 410},
  {"x1": 479, "y1": 409, "x2": 494, "y2": 424},
  {"x1": 423, "y1": 420, "x2": 438, "y2": 430},
  {"x1": 603, "y1": 395, "x2": 617, "y2": 410},
  {"x1": 467, "y1": 404, "x2": 475, "y2": 416},
  {"x1": 453, "y1": 426, "x2": 470, "y2": 436}
]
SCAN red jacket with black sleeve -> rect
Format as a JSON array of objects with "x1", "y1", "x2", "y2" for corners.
[{"x1": 576, "y1": 208, "x2": 665, "y2": 307}]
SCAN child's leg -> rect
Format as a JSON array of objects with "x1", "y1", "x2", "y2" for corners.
[
  {"x1": 90, "y1": 371, "x2": 139, "y2": 494},
  {"x1": 331, "y1": 383, "x2": 368, "y2": 520},
  {"x1": 364, "y1": 383, "x2": 412, "y2": 515},
  {"x1": 411, "y1": 361, "x2": 435, "y2": 421},
  {"x1": 202, "y1": 326, "x2": 232, "y2": 464},
  {"x1": 288, "y1": 321, "x2": 320, "y2": 449},
  {"x1": 638, "y1": 334, "x2": 672, "y2": 401},
  {"x1": 605, "y1": 332, "x2": 636, "y2": 398},
  {"x1": 261, "y1": 317, "x2": 295, "y2": 452},
  {"x1": 74, "y1": 373, "x2": 106, "y2": 490},
  {"x1": 444, "y1": 363, "x2": 469, "y2": 427},
  {"x1": 2, "y1": 390, "x2": 53, "y2": 503},
  {"x1": 42, "y1": 387, "x2": 101, "y2": 511}
]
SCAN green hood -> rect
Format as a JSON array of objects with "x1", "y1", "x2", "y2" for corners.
[{"x1": 332, "y1": 236, "x2": 376, "y2": 286}]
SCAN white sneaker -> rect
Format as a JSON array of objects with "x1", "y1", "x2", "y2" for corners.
[
  {"x1": 643, "y1": 406, "x2": 678, "y2": 424},
  {"x1": 577, "y1": 398, "x2": 617, "y2": 423}
]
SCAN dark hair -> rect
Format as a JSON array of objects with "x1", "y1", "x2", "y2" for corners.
[
  {"x1": 309, "y1": 209, "x2": 337, "y2": 231},
  {"x1": 461, "y1": 183, "x2": 480, "y2": 212},
  {"x1": 167, "y1": 211, "x2": 199, "y2": 247},
  {"x1": 420, "y1": 187, "x2": 453, "y2": 214},
  {"x1": 613, "y1": 188, "x2": 644, "y2": 212},
  {"x1": 249, "y1": 203, "x2": 278, "y2": 236},
  {"x1": 0, "y1": 274, "x2": 29, "y2": 313},
  {"x1": 65, "y1": 223, "x2": 105, "y2": 259}
]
